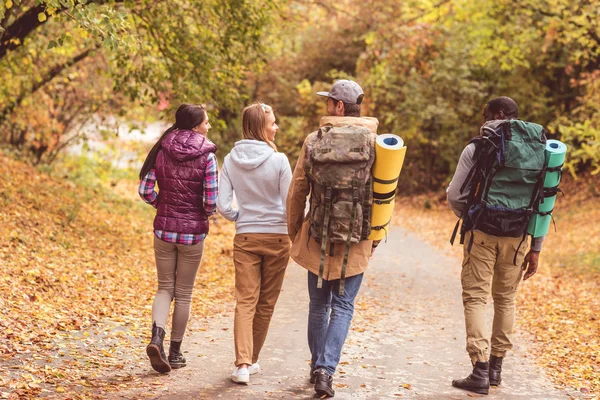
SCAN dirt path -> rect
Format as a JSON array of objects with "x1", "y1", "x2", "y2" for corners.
[{"x1": 121, "y1": 228, "x2": 573, "y2": 399}]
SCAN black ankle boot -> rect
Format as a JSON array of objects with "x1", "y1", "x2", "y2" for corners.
[
  {"x1": 168, "y1": 340, "x2": 187, "y2": 369},
  {"x1": 452, "y1": 361, "x2": 490, "y2": 395},
  {"x1": 489, "y1": 355, "x2": 503, "y2": 386},
  {"x1": 314, "y1": 370, "x2": 335, "y2": 398},
  {"x1": 146, "y1": 322, "x2": 171, "y2": 373},
  {"x1": 309, "y1": 365, "x2": 316, "y2": 384}
]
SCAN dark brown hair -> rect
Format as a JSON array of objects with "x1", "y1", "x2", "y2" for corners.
[
  {"x1": 139, "y1": 104, "x2": 206, "y2": 179},
  {"x1": 332, "y1": 99, "x2": 362, "y2": 117},
  {"x1": 486, "y1": 96, "x2": 519, "y2": 119}
]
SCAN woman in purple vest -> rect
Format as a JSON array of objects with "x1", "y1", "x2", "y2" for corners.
[{"x1": 138, "y1": 104, "x2": 218, "y2": 374}]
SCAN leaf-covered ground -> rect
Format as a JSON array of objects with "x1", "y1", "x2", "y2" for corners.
[
  {"x1": 394, "y1": 178, "x2": 600, "y2": 397},
  {"x1": 1, "y1": 150, "x2": 597, "y2": 398},
  {"x1": 0, "y1": 153, "x2": 236, "y2": 399}
]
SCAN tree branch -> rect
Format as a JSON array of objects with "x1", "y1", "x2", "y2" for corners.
[
  {"x1": 0, "y1": 46, "x2": 98, "y2": 124},
  {"x1": 0, "y1": 0, "x2": 124, "y2": 61}
]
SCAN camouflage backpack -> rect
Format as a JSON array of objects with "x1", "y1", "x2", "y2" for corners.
[{"x1": 303, "y1": 124, "x2": 376, "y2": 294}]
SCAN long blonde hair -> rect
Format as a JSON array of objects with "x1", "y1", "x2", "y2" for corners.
[{"x1": 241, "y1": 102, "x2": 277, "y2": 151}]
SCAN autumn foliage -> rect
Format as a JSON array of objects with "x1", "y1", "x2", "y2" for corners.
[
  {"x1": 394, "y1": 180, "x2": 600, "y2": 396},
  {"x1": 0, "y1": 152, "x2": 236, "y2": 398}
]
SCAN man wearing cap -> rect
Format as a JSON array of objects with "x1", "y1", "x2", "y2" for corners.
[{"x1": 287, "y1": 79, "x2": 380, "y2": 398}]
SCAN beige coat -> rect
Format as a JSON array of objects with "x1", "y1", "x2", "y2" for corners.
[{"x1": 286, "y1": 116, "x2": 379, "y2": 280}]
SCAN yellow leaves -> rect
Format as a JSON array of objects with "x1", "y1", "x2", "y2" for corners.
[
  {"x1": 0, "y1": 153, "x2": 237, "y2": 397},
  {"x1": 37, "y1": 12, "x2": 46, "y2": 23},
  {"x1": 394, "y1": 189, "x2": 600, "y2": 395},
  {"x1": 5, "y1": 0, "x2": 12, "y2": 9},
  {"x1": 45, "y1": 6, "x2": 58, "y2": 16}
]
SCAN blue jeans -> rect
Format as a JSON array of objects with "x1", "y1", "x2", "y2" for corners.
[{"x1": 307, "y1": 271, "x2": 364, "y2": 376}]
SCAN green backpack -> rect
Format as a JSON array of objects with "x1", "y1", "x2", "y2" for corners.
[
  {"x1": 451, "y1": 119, "x2": 553, "y2": 262},
  {"x1": 303, "y1": 124, "x2": 376, "y2": 294}
]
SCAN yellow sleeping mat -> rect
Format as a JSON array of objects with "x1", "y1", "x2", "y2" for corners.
[{"x1": 369, "y1": 134, "x2": 407, "y2": 240}]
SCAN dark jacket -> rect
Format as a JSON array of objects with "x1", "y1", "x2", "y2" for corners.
[{"x1": 154, "y1": 129, "x2": 217, "y2": 234}]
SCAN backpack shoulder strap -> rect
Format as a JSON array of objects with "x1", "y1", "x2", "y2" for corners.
[
  {"x1": 339, "y1": 181, "x2": 359, "y2": 296},
  {"x1": 317, "y1": 187, "x2": 333, "y2": 289}
]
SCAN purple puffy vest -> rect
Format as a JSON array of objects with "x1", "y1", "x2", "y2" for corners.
[{"x1": 153, "y1": 129, "x2": 217, "y2": 234}]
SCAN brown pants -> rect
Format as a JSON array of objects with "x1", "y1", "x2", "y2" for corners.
[
  {"x1": 153, "y1": 236, "x2": 204, "y2": 342},
  {"x1": 461, "y1": 230, "x2": 527, "y2": 363},
  {"x1": 233, "y1": 233, "x2": 290, "y2": 366}
]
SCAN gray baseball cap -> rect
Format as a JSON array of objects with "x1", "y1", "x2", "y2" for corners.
[{"x1": 317, "y1": 79, "x2": 364, "y2": 105}]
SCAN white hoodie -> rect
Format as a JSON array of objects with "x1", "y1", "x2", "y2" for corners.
[{"x1": 217, "y1": 139, "x2": 292, "y2": 234}]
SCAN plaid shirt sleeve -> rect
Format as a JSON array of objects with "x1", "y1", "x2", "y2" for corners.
[
  {"x1": 138, "y1": 169, "x2": 158, "y2": 208},
  {"x1": 203, "y1": 153, "x2": 218, "y2": 215}
]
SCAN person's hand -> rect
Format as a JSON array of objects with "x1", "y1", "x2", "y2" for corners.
[
  {"x1": 521, "y1": 250, "x2": 540, "y2": 281},
  {"x1": 371, "y1": 240, "x2": 381, "y2": 257}
]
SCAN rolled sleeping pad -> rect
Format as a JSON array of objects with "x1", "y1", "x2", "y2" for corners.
[
  {"x1": 528, "y1": 139, "x2": 567, "y2": 238},
  {"x1": 369, "y1": 134, "x2": 407, "y2": 241}
]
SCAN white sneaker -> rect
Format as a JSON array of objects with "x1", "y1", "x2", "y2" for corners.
[
  {"x1": 231, "y1": 366, "x2": 250, "y2": 384},
  {"x1": 248, "y1": 362, "x2": 261, "y2": 375}
]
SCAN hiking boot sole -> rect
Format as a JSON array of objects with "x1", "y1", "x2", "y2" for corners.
[
  {"x1": 169, "y1": 361, "x2": 187, "y2": 369},
  {"x1": 146, "y1": 344, "x2": 171, "y2": 374},
  {"x1": 452, "y1": 384, "x2": 489, "y2": 395}
]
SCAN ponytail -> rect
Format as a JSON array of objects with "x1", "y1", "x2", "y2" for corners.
[
  {"x1": 139, "y1": 124, "x2": 177, "y2": 179},
  {"x1": 139, "y1": 104, "x2": 207, "y2": 179}
]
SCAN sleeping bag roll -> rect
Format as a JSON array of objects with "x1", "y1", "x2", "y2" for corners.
[
  {"x1": 369, "y1": 134, "x2": 407, "y2": 241},
  {"x1": 527, "y1": 139, "x2": 567, "y2": 238}
]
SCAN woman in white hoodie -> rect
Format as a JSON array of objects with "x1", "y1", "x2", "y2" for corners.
[{"x1": 217, "y1": 103, "x2": 292, "y2": 384}]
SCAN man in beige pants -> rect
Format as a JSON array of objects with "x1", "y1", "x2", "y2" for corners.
[{"x1": 447, "y1": 97, "x2": 545, "y2": 395}]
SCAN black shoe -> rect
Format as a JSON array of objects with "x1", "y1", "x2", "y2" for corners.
[
  {"x1": 452, "y1": 361, "x2": 489, "y2": 395},
  {"x1": 168, "y1": 340, "x2": 187, "y2": 369},
  {"x1": 489, "y1": 355, "x2": 503, "y2": 386},
  {"x1": 146, "y1": 322, "x2": 171, "y2": 374},
  {"x1": 309, "y1": 366, "x2": 316, "y2": 384},
  {"x1": 314, "y1": 370, "x2": 335, "y2": 398}
]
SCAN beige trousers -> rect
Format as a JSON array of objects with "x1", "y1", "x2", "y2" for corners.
[
  {"x1": 152, "y1": 236, "x2": 204, "y2": 342},
  {"x1": 233, "y1": 233, "x2": 290, "y2": 366},
  {"x1": 461, "y1": 230, "x2": 527, "y2": 363}
]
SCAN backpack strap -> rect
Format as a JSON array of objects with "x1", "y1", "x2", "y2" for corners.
[
  {"x1": 512, "y1": 150, "x2": 549, "y2": 265},
  {"x1": 340, "y1": 181, "x2": 359, "y2": 296},
  {"x1": 450, "y1": 217, "x2": 462, "y2": 245},
  {"x1": 450, "y1": 138, "x2": 493, "y2": 246},
  {"x1": 317, "y1": 187, "x2": 333, "y2": 289},
  {"x1": 360, "y1": 175, "x2": 374, "y2": 241},
  {"x1": 373, "y1": 176, "x2": 400, "y2": 185},
  {"x1": 372, "y1": 193, "x2": 393, "y2": 239}
]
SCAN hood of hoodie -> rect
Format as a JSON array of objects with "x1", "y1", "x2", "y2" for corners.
[
  {"x1": 161, "y1": 129, "x2": 212, "y2": 162},
  {"x1": 228, "y1": 139, "x2": 275, "y2": 170}
]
